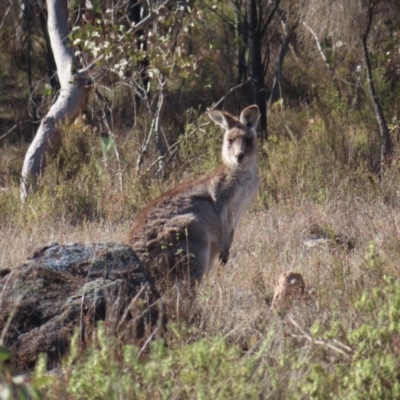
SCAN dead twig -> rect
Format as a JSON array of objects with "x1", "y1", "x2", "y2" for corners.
[
  {"x1": 0, "y1": 125, "x2": 17, "y2": 141},
  {"x1": 288, "y1": 316, "x2": 353, "y2": 360},
  {"x1": 138, "y1": 122, "x2": 211, "y2": 178},
  {"x1": 116, "y1": 285, "x2": 146, "y2": 333},
  {"x1": 138, "y1": 326, "x2": 159, "y2": 358},
  {"x1": 94, "y1": 88, "x2": 124, "y2": 194},
  {"x1": 0, "y1": 0, "x2": 12, "y2": 32},
  {"x1": 154, "y1": 84, "x2": 168, "y2": 177},
  {"x1": 209, "y1": 78, "x2": 252, "y2": 111}
]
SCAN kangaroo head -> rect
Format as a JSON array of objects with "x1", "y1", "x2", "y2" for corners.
[{"x1": 209, "y1": 105, "x2": 260, "y2": 167}]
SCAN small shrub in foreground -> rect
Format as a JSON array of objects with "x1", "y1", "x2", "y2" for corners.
[
  {"x1": 38, "y1": 325, "x2": 268, "y2": 400},
  {"x1": 298, "y1": 274, "x2": 400, "y2": 399}
]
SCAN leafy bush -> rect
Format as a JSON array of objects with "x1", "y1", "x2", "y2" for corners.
[
  {"x1": 38, "y1": 325, "x2": 269, "y2": 400},
  {"x1": 298, "y1": 266, "x2": 400, "y2": 399}
]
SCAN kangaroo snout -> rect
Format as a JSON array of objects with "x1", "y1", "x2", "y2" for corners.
[{"x1": 236, "y1": 152, "x2": 244, "y2": 163}]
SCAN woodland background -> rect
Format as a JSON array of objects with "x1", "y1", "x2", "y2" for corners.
[{"x1": 2, "y1": 0, "x2": 400, "y2": 398}]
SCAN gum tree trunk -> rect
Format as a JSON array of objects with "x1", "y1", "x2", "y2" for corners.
[{"x1": 20, "y1": 0, "x2": 91, "y2": 201}]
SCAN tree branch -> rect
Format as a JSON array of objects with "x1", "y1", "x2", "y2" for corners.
[
  {"x1": 130, "y1": 0, "x2": 175, "y2": 31},
  {"x1": 139, "y1": 122, "x2": 211, "y2": 178},
  {"x1": 210, "y1": 77, "x2": 252, "y2": 111},
  {"x1": 0, "y1": 1, "x2": 12, "y2": 32},
  {"x1": 302, "y1": 21, "x2": 331, "y2": 72},
  {"x1": 268, "y1": 16, "x2": 299, "y2": 104},
  {"x1": 154, "y1": 85, "x2": 168, "y2": 177},
  {"x1": 288, "y1": 317, "x2": 353, "y2": 360},
  {"x1": 260, "y1": 0, "x2": 281, "y2": 34}
]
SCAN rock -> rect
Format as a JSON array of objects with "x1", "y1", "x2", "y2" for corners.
[
  {"x1": 270, "y1": 271, "x2": 306, "y2": 313},
  {"x1": 0, "y1": 242, "x2": 163, "y2": 371},
  {"x1": 303, "y1": 238, "x2": 332, "y2": 249},
  {"x1": 303, "y1": 223, "x2": 355, "y2": 251}
]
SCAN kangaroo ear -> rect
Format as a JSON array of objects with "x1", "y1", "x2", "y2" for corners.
[
  {"x1": 208, "y1": 110, "x2": 237, "y2": 130},
  {"x1": 240, "y1": 105, "x2": 260, "y2": 129}
]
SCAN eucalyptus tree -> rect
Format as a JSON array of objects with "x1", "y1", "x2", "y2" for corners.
[
  {"x1": 20, "y1": 0, "x2": 92, "y2": 201},
  {"x1": 301, "y1": 0, "x2": 400, "y2": 176},
  {"x1": 20, "y1": 0, "x2": 177, "y2": 200}
]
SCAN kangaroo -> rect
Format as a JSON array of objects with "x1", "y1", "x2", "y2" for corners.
[{"x1": 129, "y1": 105, "x2": 260, "y2": 289}]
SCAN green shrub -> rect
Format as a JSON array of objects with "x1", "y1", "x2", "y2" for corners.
[
  {"x1": 298, "y1": 273, "x2": 400, "y2": 400},
  {"x1": 38, "y1": 324, "x2": 268, "y2": 400}
]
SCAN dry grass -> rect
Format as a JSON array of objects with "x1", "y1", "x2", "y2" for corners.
[
  {"x1": 3, "y1": 189, "x2": 399, "y2": 338},
  {"x1": 3, "y1": 183, "x2": 400, "y2": 398},
  {"x1": 2, "y1": 103, "x2": 400, "y2": 397},
  {"x1": 194, "y1": 196, "x2": 400, "y2": 340}
]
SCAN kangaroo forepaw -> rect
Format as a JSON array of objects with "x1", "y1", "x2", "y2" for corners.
[{"x1": 219, "y1": 252, "x2": 229, "y2": 265}]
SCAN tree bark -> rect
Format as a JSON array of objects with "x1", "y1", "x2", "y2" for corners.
[
  {"x1": 248, "y1": 0, "x2": 266, "y2": 137},
  {"x1": 247, "y1": 0, "x2": 281, "y2": 140},
  {"x1": 38, "y1": 4, "x2": 60, "y2": 91},
  {"x1": 20, "y1": 0, "x2": 91, "y2": 201},
  {"x1": 234, "y1": 3, "x2": 248, "y2": 85},
  {"x1": 361, "y1": 0, "x2": 393, "y2": 176},
  {"x1": 18, "y1": 0, "x2": 39, "y2": 133}
]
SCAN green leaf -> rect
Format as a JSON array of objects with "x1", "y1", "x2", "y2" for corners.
[
  {"x1": 0, "y1": 346, "x2": 10, "y2": 362},
  {"x1": 32, "y1": 376, "x2": 52, "y2": 387}
]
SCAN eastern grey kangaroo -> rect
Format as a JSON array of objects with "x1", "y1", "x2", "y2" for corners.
[{"x1": 129, "y1": 105, "x2": 260, "y2": 288}]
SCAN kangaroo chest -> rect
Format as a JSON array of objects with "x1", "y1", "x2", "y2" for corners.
[{"x1": 226, "y1": 170, "x2": 259, "y2": 226}]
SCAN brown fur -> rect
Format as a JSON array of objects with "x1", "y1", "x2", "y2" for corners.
[{"x1": 129, "y1": 105, "x2": 260, "y2": 289}]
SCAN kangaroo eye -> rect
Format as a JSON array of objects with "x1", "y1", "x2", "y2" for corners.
[
  {"x1": 228, "y1": 139, "x2": 233, "y2": 144},
  {"x1": 246, "y1": 138, "x2": 252, "y2": 145}
]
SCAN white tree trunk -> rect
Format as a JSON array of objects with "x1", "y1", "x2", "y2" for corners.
[{"x1": 20, "y1": 0, "x2": 90, "y2": 201}]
